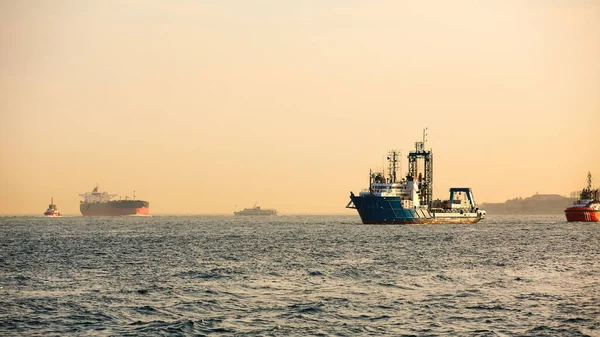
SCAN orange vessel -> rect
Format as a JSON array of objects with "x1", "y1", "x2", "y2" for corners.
[
  {"x1": 565, "y1": 172, "x2": 599, "y2": 222},
  {"x1": 43, "y1": 197, "x2": 62, "y2": 217}
]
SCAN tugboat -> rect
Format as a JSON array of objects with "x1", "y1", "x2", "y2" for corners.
[
  {"x1": 346, "y1": 129, "x2": 486, "y2": 224},
  {"x1": 564, "y1": 172, "x2": 599, "y2": 222},
  {"x1": 43, "y1": 197, "x2": 62, "y2": 217}
]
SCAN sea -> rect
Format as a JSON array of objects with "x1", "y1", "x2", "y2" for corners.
[{"x1": 1, "y1": 214, "x2": 599, "y2": 336}]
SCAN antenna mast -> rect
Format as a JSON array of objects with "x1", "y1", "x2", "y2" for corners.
[
  {"x1": 387, "y1": 150, "x2": 401, "y2": 183},
  {"x1": 587, "y1": 172, "x2": 592, "y2": 190}
]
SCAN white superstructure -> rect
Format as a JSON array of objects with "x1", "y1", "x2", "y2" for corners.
[{"x1": 79, "y1": 185, "x2": 118, "y2": 204}]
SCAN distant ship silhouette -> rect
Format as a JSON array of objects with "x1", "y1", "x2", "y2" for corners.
[{"x1": 234, "y1": 203, "x2": 277, "y2": 216}]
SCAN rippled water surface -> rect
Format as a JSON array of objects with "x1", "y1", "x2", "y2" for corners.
[{"x1": 1, "y1": 215, "x2": 599, "y2": 336}]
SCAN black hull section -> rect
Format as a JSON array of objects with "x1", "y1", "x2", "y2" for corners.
[{"x1": 80, "y1": 200, "x2": 150, "y2": 216}]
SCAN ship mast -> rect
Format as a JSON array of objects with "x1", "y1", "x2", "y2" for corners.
[
  {"x1": 408, "y1": 128, "x2": 433, "y2": 206},
  {"x1": 587, "y1": 172, "x2": 592, "y2": 190},
  {"x1": 387, "y1": 150, "x2": 401, "y2": 183}
]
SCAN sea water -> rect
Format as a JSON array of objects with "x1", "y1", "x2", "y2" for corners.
[{"x1": 1, "y1": 215, "x2": 599, "y2": 336}]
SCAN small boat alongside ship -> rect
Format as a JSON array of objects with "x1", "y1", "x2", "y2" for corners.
[
  {"x1": 79, "y1": 185, "x2": 149, "y2": 216},
  {"x1": 564, "y1": 172, "x2": 599, "y2": 222},
  {"x1": 346, "y1": 130, "x2": 486, "y2": 224},
  {"x1": 234, "y1": 203, "x2": 278, "y2": 216},
  {"x1": 43, "y1": 197, "x2": 61, "y2": 217}
]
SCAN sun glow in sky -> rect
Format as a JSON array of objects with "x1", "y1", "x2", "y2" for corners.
[{"x1": 1, "y1": 0, "x2": 599, "y2": 214}]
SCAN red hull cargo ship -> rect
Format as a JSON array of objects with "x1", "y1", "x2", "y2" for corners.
[
  {"x1": 79, "y1": 185, "x2": 149, "y2": 216},
  {"x1": 565, "y1": 172, "x2": 599, "y2": 222}
]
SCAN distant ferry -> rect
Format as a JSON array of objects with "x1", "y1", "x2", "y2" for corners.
[
  {"x1": 43, "y1": 197, "x2": 61, "y2": 217},
  {"x1": 347, "y1": 130, "x2": 486, "y2": 224},
  {"x1": 565, "y1": 172, "x2": 599, "y2": 222},
  {"x1": 79, "y1": 185, "x2": 149, "y2": 216},
  {"x1": 234, "y1": 203, "x2": 278, "y2": 216}
]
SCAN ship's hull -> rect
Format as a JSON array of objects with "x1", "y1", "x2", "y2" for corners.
[
  {"x1": 44, "y1": 212, "x2": 61, "y2": 217},
  {"x1": 349, "y1": 195, "x2": 483, "y2": 225},
  {"x1": 564, "y1": 207, "x2": 599, "y2": 222},
  {"x1": 233, "y1": 211, "x2": 277, "y2": 216},
  {"x1": 80, "y1": 200, "x2": 150, "y2": 216}
]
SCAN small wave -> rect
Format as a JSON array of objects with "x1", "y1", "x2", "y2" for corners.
[
  {"x1": 516, "y1": 293, "x2": 565, "y2": 301},
  {"x1": 134, "y1": 318, "x2": 235, "y2": 335},
  {"x1": 455, "y1": 290, "x2": 480, "y2": 298},
  {"x1": 466, "y1": 304, "x2": 507, "y2": 311},
  {"x1": 378, "y1": 282, "x2": 415, "y2": 290},
  {"x1": 562, "y1": 317, "x2": 591, "y2": 323},
  {"x1": 132, "y1": 319, "x2": 214, "y2": 335},
  {"x1": 447, "y1": 316, "x2": 471, "y2": 322},
  {"x1": 135, "y1": 305, "x2": 158, "y2": 314},
  {"x1": 63, "y1": 311, "x2": 115, "y2": 327},
  {"x1": 288, "y1": 302, "x2": 324, "y2": 314},
  {"x1": 526, "y1": 325, "x2": 591, "y2": 336},
  {"x1": 178, "y1": 268, "x2": 237, "y2": 279},
  {"x1": 433, "y1": 274, "x2": 453, "y2": 282},
  {"x1": 339, "y1": 268, "x2": 361, "y2": 279}
]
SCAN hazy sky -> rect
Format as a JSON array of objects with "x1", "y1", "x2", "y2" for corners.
[{"x1": 1, "y1": 0, "x2": 599, "y2": 215}]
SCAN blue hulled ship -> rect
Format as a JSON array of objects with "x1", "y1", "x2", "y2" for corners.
[{"x1": 346, "y1": 130, "x2": 486, "y2": 224}]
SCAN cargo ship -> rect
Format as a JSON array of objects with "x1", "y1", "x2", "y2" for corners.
[
  {"x1": 234, "y1": 203, "x2": 277, "y2": 216},
  {"x1": 564, "y1": 172, "x2": 599, "y2": 222},
  {"x1": 43, "y1": 197, "x2": 61, "y2": 217},
  {"x1": 346, "y1": 130, "x2": 486, "y2": 224},
  {"x1": 79, "y1": 185, "x2": 149, "y2": 216}
]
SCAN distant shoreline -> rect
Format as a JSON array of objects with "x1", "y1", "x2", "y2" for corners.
[{"x1": 480, "y1": 193, "x2": 575, "y2": 215}]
